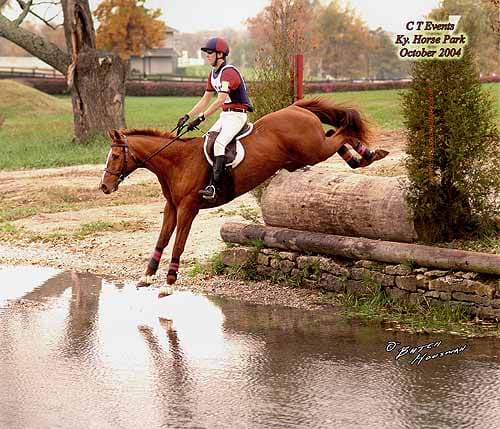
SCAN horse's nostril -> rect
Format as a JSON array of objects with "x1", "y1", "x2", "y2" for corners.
[{"x1": 100, "y1": 183, "x2": 109, "y2": 194}]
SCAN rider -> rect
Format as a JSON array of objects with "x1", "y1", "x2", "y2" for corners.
[{"x1": 176, "y1": 37, "x2": 253, "y2": 200}]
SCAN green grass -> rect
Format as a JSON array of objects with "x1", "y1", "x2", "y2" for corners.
[
  {"x1": 316, "y1": 89, "x2": 405, "y2": 131},
  {"x1": 341, "y1": 292, "x2": 489, "y2": 336},
  {"x1": 317, "y1": 83, "x2": 499, "y2": 131},
  {"x1": 0, "y1": 80, "x2": 498, "y2": 170},
  {"x1": 75, "y1": 221, "x2": 114, "y2": 238}
]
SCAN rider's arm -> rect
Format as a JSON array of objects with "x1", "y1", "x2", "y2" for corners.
[
  {"x1": 188, "y1": 91, "x2": 213, "y2": 117},
  {"x1": 201, "y1": 92, "x2": 228, "y2": 118}
]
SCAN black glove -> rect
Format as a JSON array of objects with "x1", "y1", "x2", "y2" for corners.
[
  {"x1": 176, "y1": 114, "x2": 190, "y2": 129},
  {"x1": 186, "y1": 114, "x2": 205, "y2": 131}
]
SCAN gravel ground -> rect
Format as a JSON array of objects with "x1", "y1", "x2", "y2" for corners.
[{"x1": 0, "y1": 241, "x2": 336, "y2": 311}]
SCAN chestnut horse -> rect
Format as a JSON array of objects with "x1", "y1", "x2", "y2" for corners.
[{"x1": 100, "y1": 98, "x2": 387, "y2": 291}]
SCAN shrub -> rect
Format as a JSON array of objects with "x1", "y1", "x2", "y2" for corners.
[{"x1": 401, "y1": 49, "x2": 500, "y2": 242}]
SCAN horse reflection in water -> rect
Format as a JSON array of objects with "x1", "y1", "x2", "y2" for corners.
[
  {"x1": 99, "y1": 98, "x2": 388, "y2": 294},
  {"x1": 138, "y1": 321, "x2": 194, "y2": 423}
]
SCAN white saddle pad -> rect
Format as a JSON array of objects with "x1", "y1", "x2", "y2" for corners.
[{"x1": 203, "y1": 123, "x2": 254, "y2": 168}]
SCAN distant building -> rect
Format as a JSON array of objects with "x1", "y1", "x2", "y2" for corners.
[
  {"x1": 177, "y1": 50, "x2": 204, "y2": 68},
  {"x1": 129, "y1": 25, "x2": 179, "y2": 76}
]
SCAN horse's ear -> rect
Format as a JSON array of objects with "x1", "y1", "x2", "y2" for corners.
[{"x1": 107, "y1": 129, "x2": 122, "y2": 141}]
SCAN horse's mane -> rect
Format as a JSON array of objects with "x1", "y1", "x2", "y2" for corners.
[{"x1": 121, "y1": 128, "x2": 178, "y2": 139}]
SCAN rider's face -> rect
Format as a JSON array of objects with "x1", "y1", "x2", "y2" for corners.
[{"x1": 205, "y1": 51, "x2": 218, "y2": 67}]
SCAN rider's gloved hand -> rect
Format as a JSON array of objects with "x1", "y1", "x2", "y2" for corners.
[
  {"x1": 176, "y1": 114, "x2": 190, "y2": 129},
  {"x1": 186, "y1": 113, "x2": 205, "y2": 131}
]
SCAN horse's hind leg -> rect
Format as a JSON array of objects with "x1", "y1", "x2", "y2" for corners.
[
  {"x1": 137, "y1": 201, "x2": 177, "y2": 287},
  {"x1": 337, "y1": 145, "x2": 362, "y2": 169},
  {"x1": 159, "y1": 198, "x2": 199, "y2": 297},
  {"x1": 313, "y1": 129, "x2": 347, "y2": 162},
  {"x1": 332, "y1": 133, "x2": 389, "y2": 169},
  {"x1": 351, "y1": 140, "x2": 389, "y2": 167}
]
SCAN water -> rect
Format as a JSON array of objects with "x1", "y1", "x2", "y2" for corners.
[{"x1": 1, "y1": 265, "x2": 500, "y2": 428}]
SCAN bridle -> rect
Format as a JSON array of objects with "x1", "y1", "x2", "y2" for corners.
[
  {"x1": 103, "y1": 135, "x2": 138, "y2": 189},
  {"x1": 103, "y1": 127, "x2": 194, "y2": 189}
]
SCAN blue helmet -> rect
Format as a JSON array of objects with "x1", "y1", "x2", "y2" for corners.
[{"x1": 201, "y1": 37, "x2": 230, "y2": 56}]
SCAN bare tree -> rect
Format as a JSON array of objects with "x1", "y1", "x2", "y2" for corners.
[{"x1": 0, "y1": 0, "x2": 127, "y2": 142}]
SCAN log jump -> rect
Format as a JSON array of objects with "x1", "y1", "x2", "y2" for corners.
[
  {"x1": 260, "y1": 170, "x2": 418, "y2": 243},
  {"x1": 220, "y1": 222, "x2": 500, "y2": 276}
]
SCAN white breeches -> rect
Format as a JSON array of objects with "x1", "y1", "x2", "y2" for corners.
[{"x1": 209, "y1": 111, "x2": 248, "y2": 157}]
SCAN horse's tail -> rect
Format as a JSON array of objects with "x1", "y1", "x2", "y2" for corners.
[{"x1": 293, "y1": 97, "x2": 371, "y2": 145}]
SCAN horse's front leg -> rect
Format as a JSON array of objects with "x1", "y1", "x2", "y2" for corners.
[
  {"x1": 137, "y1": 201, "x2": 177, "y2": 287},
  {"x1": 158, "y1": 198, "x2": 199, "y2": 298}
]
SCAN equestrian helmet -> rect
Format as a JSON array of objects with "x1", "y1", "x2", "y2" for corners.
[{"x1": 201, "y1": 37, "x2": 230, "y2": 56}]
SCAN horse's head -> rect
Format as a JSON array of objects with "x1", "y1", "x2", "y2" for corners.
[{"x1": 100, "y1": 129, "x2": 136, "y2": 194}]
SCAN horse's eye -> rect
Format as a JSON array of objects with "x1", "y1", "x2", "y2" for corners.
[{"x1": 112, "y1": 154, "x2": 120, "y2": 160}]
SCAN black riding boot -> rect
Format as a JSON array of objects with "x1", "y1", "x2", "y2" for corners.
[{"x1": 200, "y1": 155, "x2": 225, "y2": 200}]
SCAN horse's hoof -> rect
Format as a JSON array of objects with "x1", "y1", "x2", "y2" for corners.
[
  {"x1": 158, "y1": 286, "x2": 173, "y2": 298},
  {"x1": 373, "y1": 149, "x2": 389, "y2": 161},
  {"x1": 137, "y1": 275, "x2": 154, "y2": 288},
  {"x1": 360, "y1": 149, "x2": 389, "y2": 167},
  {"x1": 166, "y1": 273, "x2": 177, "y2": 285}
]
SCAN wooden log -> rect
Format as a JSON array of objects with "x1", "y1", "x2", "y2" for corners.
[
  {"x1": 220, "y1": 222, "x2": 500, "y2": 276},
  {"x1": 260, "y1": 170, "x2": 418, "y2": 242}
]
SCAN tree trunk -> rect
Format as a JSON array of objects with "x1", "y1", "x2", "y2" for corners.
[
  {"x1": 0, "y1": 1, "x2": 127, "y2": 143},
  {"x1": 220, "y1": 222, "x2": 500, "y2": 276},
  {"x1": 68, "y1": 49, "x2": 128, "y2": 142},
  {"x1": 62, "y1": 0, "x2": 127, "y2": 142},
  {"x1": 260, "y1": 170, "x2": 418, "y2": 243}
]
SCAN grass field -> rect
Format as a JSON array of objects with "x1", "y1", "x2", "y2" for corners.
[{"x1": 0, "y1": 79, "x2": 498, "y2": 170}]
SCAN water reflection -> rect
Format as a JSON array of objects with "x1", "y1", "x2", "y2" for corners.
[{"x1": 1, "y1": 265, "x2": 500, "y2": 428}]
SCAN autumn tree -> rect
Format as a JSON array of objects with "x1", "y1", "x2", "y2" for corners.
[
  {"x1": 246, "y1": 0, "x2": 406, "y2": 81},
  {"x1": 247, "y1": 0, "x2": 315, "y2": 119},
  {"x1": 366, "y1": 28, "x2": 409, "y2": 79},
  {"x1": 310, "y1": 1, "x2": 375, "y2": 79},
  {"x1": 174, "y1": 29, "x2": 256, "y2": 71},
  {"x1": 429, "y1": 0, "x2": 499, "y2": 74},
  {"x1": 94, "y1": 0, "x2": 166, "y2": 60}
]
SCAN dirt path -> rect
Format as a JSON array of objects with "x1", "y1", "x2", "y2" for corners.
[{"x1": 0, "y1": 132, "x2": 406, "y2": 308}]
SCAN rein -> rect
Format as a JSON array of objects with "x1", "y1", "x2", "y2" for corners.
[
  {"x1": 136, "y1": 126, "x2": 191, "y2": 167},
  {"x1": 104, "y1": 127, "x2": 191, "y2": 186}
]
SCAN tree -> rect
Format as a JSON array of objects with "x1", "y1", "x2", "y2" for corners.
[
  {"x1": 429, "y1": 0, "x2": 499, "y2": 74},
  {"x1": 174, "y1": 29, "x2": 256, "y2": 70},
  {"x1": 0, "y1": 20, "x2": 65, "y2": 56},
  {"x1": 247, "y1": 0, "x2": 314, "y2": 119},
  {"x1": 312, "y1": 1, "x2": 376, "y2": 80},
  {"x1": 94, "y1": 0, "x2": 166, "y2": 60},
  {"x1": 0, "y1": 0, "x2": 129, "y2": 142},
  {"x1": 367, "y1": 28, "x2": 409, "y2": 79},
  {"x1": 401, "y1": 49, "x2": 500, "y2": 242},
  {"x1": 0, "y1": 0, "x2": 166, "y2": 142}
]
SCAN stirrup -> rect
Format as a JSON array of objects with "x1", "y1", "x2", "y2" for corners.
[{"x1": 199, "y1": 185, "x2": 216, "y2": 200}]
